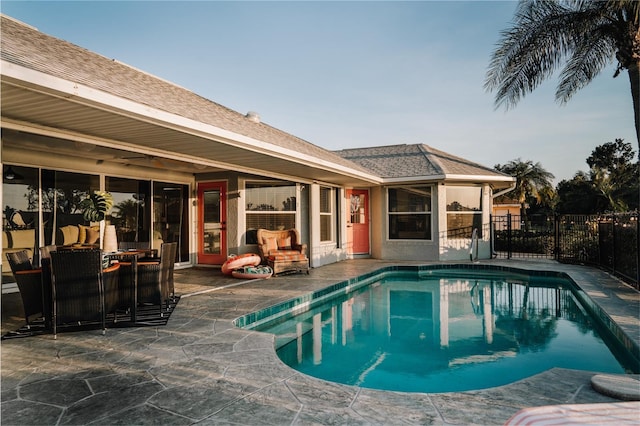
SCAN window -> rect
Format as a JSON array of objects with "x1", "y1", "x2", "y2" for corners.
[
  {"x1": 41, "y1": 169, "x2": 100, "y2": 246},
  {"x1": 153, "y1": 182, "x2": 189, "y2": 262},
  {"x1": 245, "y1": 181, "x2": 296, "y2": 244},
  {"x1": 106, "y1": 177, "x2": 151, "y2": 245},
  {"x1": 2, "y1": 165, "x2": 40, "y2": 284},
  {"x1": 446, "y1": 186, "x2": 482, "y2": 238},
  {"x1": 320, "y1": 186, "x2": 334, "y2": 242},
  {"x1": 388, "y1": 186, "x2": 432, "y2": 240}
]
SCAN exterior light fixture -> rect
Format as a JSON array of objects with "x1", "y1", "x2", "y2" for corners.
[{"x1": 4, "y1": 166, "x2": 23, "y2": 181}]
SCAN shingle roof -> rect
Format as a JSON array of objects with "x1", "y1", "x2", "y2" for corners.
[
  {"x1": 1, "y1": 15, "x2": 513, "y2": 185},
  {"x1": 0, "y1": 15, "x2": 370, "y2": 175},
  {"x1": 335, "y1": 144, "x2": 510, "y2": 180}
]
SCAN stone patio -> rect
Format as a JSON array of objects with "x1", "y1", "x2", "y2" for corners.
[{"x1": 1, "y1": 259, "x2": 638, "y2": 425}]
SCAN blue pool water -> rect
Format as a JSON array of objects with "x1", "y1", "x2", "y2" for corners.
[{"x1": 242, "y1": 267, "x2": 638, "y2": 393}]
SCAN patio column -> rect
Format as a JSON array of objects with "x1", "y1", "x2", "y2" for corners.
[{"x1": 308, "y1": 183, "x2": 320, "y2": 268}]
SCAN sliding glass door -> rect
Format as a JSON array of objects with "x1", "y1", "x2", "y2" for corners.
[{"x1": 153, "y1": 182, "x2": 189, "y2": 263}]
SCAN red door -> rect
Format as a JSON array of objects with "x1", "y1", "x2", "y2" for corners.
[
  {"x1": 198, "y1": 181, "x2": 227, "y2": 265},
  {"x1": 347, "y1": 189, "x2": 369, "y2": 255}
]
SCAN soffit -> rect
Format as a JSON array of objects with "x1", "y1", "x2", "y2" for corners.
[{"x1": 1, "y1": 81, "x2": 379, "y2": 186}]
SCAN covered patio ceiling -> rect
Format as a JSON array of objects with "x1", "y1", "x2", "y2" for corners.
[{"x1": 1, "y1": 74, "x2": 381, "y2": 187}]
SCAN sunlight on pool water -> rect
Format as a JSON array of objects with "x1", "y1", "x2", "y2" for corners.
[{"x1": 254, "y1": 270, "x2": 634, "y2": 393}]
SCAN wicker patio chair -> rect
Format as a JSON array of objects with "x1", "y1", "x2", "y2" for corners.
[
  {"x1": 119, "y1": 242, "x2": 177, "y2": 317},
  {"x1": 39, "y1": 244, "x2": 57, "y2": 260},
  {"x1": 164, "y1": 242, "x2": 177, "y2": 301},
  {"x1": 5, "y1": 250, "x2": 43, "y2": 328},
  {"x1": 257, "y1": 228, "x2": 309, "y2": 275},
  {"x1": 49, "y1": 249, "x2": 119, "y2": 338},
  {"x1": 39, "y1": 245, "x2": 57, "y2": 329}
]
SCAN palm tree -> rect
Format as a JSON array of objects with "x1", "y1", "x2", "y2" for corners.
[
  {"x1": 495, "y1": 159, "x2": 555, "y2": 227},
  {"x1": 485, "y1": 0, "x2": 640, "y2": 148}
]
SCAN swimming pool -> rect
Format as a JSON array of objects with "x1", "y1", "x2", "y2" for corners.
[{"x1": 236, "y1": 265, "x2": 639, "y2": 393}]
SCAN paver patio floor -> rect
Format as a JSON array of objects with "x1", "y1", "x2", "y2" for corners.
[{"x1": 1, "y1": 259, "x2": 638, "y2": 425}]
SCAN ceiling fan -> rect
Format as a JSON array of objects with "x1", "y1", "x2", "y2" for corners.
[{"x1": 118, "y1": 154, "x2": 168, "y2": 168}]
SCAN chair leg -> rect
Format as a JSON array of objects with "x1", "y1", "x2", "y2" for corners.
[{"x1": 52, "y1": 301, "x2": 57, "y2": 339}]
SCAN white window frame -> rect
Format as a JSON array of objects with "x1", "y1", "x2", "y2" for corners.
[
  {"x1": 445, "y1": 185, "x2": 483, "y2": 239},
  {"x1": 387, "y1": 185, "x2": 433, "y2": 241},
  {"x1": 319, "y1": 186, "x2": 335, "y2": 243},
  {"x1": 244, "y1": 180, "x2": 297, "y2": 245}
]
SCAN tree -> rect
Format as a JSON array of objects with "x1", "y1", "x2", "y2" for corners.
[
  {"x1": 587, "y1": 138, "x2": 639, "y2": 210},
  {"x1": 485, "y1": 0, "x2": 640, "y2": 148},
  {"x1": 112, "y1": 199, "x2": 141, "y2": 230},
  {"x1": 555, "y1": 139, "x2": 639, "y2": 212},
  {"x1": 555, "y1": 171, "x2": 605, "y2": 213},
  {"x1": 495, "y1": 159, "x2": 555, "y2": 225}
]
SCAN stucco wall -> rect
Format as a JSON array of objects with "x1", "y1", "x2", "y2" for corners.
[{"x1": 308, "y1": 184, "x2": 348, "y2": 268}]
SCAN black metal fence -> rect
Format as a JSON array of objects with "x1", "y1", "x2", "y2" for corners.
[
  {"x1": 491, "y1": 214, "x2": 555, "y2": 259},
  {"x1": 491, "y1": 212, "x2": 639, "y2": 289}
]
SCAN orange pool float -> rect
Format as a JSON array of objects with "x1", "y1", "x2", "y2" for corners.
[{"x1": 221, "y1": 253, "x2": 261, "y2": 275}]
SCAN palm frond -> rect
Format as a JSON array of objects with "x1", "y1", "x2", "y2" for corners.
[
  {"x1": 485, "y1": 1, "x2": 578, "y2": 109},
  {"x1": 557, "y1": 29, "x2": 616, "y2": 102},
  {"x1": 486, "y1": 0, "x2": 636, "y2": 110}
]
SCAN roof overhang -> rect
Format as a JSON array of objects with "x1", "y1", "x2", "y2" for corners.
[
  {"x1": 1, "y1": 60, "x2": 382, "y2": 187},
  {"x1": 381, "y1": 174, "x2": 516, "y2": 189}
]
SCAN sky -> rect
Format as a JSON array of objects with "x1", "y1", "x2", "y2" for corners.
[{"x1": 1, "y1": 1, "x2": 636, "y2": 184}]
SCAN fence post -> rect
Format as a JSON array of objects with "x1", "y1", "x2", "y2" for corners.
[
  {"x1": 490, "y1": 214, "x2": 494, "y2": 258},
  {"x1": 636, "y1": 211, "x2": 640, "y2": 288},
  {"x1": 554, "y1": 214, "x2": 560, "y2": 261},
  {"x1": 507, "y1": 212, "x2": 512, "y2": 259},
  {"x1": 612, "y1": 214, "x2": 617, "y2": 277}
]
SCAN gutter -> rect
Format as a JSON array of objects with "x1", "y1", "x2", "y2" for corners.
[{"x1": 492, "y1": 181, "x2": 516, "y2": 199}]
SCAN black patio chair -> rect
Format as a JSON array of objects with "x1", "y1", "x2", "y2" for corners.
[
  {"x1": 38, "y1": 245, "x2": 57, "y2": 330},
  {"x1": 121, "y1": 242, "x2": 176, "y2": 317},
  {"x1": 49, "y1": 249, "x2": 120, "y2": 338},
  {"x1": 164, "y1": 242, "x2": 177, "y2": 301},
  {"x1": 5, "y1": 250, "x2": 43, "y2": 329}
]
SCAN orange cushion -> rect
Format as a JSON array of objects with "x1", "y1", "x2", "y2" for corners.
[
  {"x1": 277, "y1": 236, "x2": 292, "y2": 250},
  {"x1": 267, "y1": 253, "x2": 307, "y2": 262},
  {"x1": 15, "y1": 268, "x2": 42, "y2": 276},
  {"x1": 263, "y1": 237, "x2": 277, "y2": 253},
  {"x1": 103, "y1": 263, "x2": 120, "y2": 273}
]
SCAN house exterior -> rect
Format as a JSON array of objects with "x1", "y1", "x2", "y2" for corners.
[
  {"x1": 0, "y1": 14, "x2": 515, "y2": 287},
  {"x1": 492, "y1": 200, "x2": 524, "y2": 231}
]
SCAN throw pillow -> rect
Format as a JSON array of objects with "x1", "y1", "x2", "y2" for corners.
[
  {"x1": 263, "y1": 237, "x2": 277, "y2": 253},
  {"x1": 85, "y1": 227, "x2": 100, "y2": 244},
  {"x1": 277, "y1": 236, "x2": 292, "y2": 250},
  {"x1": 59, "y1": 225, "x2": 80, "y2": 246},
  {"x1": 78, "y1": 225, "x2": 88, "y2": 244}
]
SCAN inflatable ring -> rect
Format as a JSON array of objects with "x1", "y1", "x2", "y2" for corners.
[
  {"x1": 221, "y1": 253, "x2": 261, "y2": 275},
  {"x1": 232, "y1": 266, "x2": 273, "y2": 280}
]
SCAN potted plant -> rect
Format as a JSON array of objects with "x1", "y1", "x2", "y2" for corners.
[
  {"x1": 80, "y1": 191, "x2": 116, "y2": 252},
  {"x1": 80, "y1": 190, "x2": 113, "y2": 222}
]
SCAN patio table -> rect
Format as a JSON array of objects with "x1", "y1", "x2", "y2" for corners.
[{"x1": 106, "y1": 250, "x2": 149, "y2": 322}]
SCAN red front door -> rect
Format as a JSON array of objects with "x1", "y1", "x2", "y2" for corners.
[
  {"x1": 198, "y1": 181, "x2": 227, "y2": 265},
  {"x1": 347, "y1": 189, "x2": 369, "y2": 255}
]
